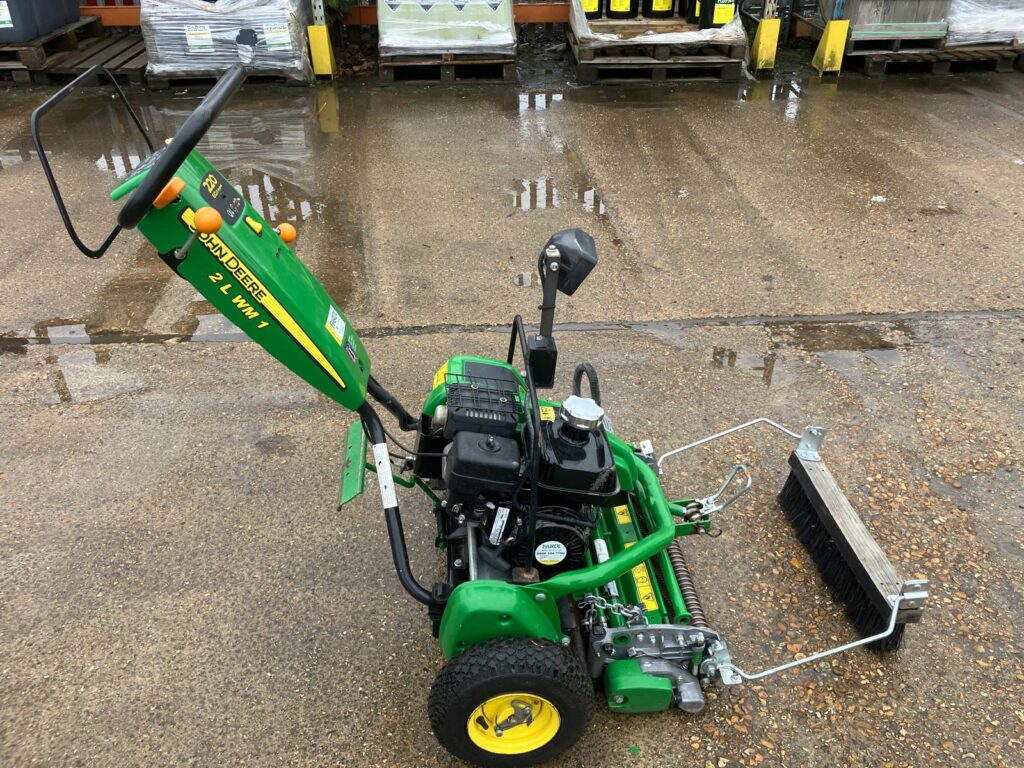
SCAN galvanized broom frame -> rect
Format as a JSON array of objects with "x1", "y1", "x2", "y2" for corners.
[{"x1": 655, "y1": 417, "x2": 929, "y2": 683}]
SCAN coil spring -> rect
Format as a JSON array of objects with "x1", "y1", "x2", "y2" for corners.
[{"x1": 668, "y1": 539, "x2": 709, "y2": 628}]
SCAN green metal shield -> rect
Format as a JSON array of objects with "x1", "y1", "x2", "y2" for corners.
[{"x1": 112, "y1": 150, "x2": 370, "y2": 412}]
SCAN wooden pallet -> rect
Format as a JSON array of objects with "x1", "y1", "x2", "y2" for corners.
[
  {"x1": 858, "y1": 46, "x2": 1023, "y2": 77},
  {"x1": 378, "y1": 52, "x2": 517, "y2": 83},
  {"x1": 568, "y1": 26, "x2": 744, "y2": 83},
  {"x1": 27, "y1": 32, "x2": 149, "y2": 86},
  {"x1": 0, "y1": 16, "x2": 103, "y2": 83}
]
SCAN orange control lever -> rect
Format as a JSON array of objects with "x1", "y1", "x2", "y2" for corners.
[
  {"x1": 175, "y1": 207, "x2": 223, "y2": 261},
  {"x1": 194, "y1": 207, "x2": 223, "y2": 235},
  {"x1": 275, "y1": 223, "x2": 297, "y2": 244},
  {"x1": 153, "y1": 177, "x2": 185, "y2": 210}
]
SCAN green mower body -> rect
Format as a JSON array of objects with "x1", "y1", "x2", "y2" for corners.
[
  {"x1": 34, "y1": 64, "x2": 928, "y2": 768},
  {"x1": 111, "y1": 151, "x2": 371, "y2": 412}
]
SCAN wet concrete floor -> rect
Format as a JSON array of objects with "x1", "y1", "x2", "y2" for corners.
[{"x1": 1, "y1": 67, "x2": 1023, "y2": 768}]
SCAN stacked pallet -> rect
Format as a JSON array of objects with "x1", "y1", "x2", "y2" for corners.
[
  {"x1": 378, "y1": 0, "x2": 517, "y2": 83},
  {"x1": 0, "y1": 16, "x2": 131, "y2": 85},
  {"x1": 568, "y1": 0, "x2": 746, "y2": 83},
  {"x1": 800, "y1": 0, "x2": 1022, "y2": 76}
]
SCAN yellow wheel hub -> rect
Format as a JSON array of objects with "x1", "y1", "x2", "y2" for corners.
[{"x1": 466, "y1": 693, "x2": 560, "y2": 755}]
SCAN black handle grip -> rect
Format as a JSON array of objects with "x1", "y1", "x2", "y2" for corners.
[
  {"x1": 31, "y1": 65, "x2": 154, "y2": 259},
  {"x1": 117, "y1": 63, "x2": 248, "y2": 230}
]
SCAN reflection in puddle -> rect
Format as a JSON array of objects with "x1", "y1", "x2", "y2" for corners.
[
  {"x1": 712, "y1": 346, "x2": 779, "y2": 387},
  {"x1": 510, "y1": 178, "x2": 608, "y2": 218},
  {"x1": 518, "y1": 92, "x2": 564, "y2": 113},
  {"x1": 2, "y1": 90, "x2": 328, "y2": 226},
  {"x1": 512, "y1": 177, "x2": 558, "y2": 211},
  {"x1": 40, "y1": 347, "x2": 142, "y2": 404}
]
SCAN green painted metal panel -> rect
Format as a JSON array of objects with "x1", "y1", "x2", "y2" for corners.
[
  {"x1": 604, "y1": 659, "x2": 675, "y2": 713},
  {"x1": 112, "y1": 151, "x2": 371, "y2": 412},
  {"x1": 438, "y1": 580, "x2": 563, "y2": 660},
  {"x1": 338, "y1": 419, "x2": 367, "y2": 509}
]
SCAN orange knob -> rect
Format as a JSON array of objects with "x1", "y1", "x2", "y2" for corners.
[
  {"x1": 275, "y1": 223, "x2": 297, "y2": 244},
  {"x1": 153, "y1": 177, "x2": 186, "y2": 209},
  {"x1": 194, "y1": 207, "x2": 223, "y2": 235}
]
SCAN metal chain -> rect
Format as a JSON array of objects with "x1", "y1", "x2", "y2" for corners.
[{"x1": 579, "y1": 595, "x2": 647, "y2": 625}]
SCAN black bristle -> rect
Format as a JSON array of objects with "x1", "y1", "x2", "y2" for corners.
[{"x1": 779, "y1": 471, "x2": 904, "y2": 652}]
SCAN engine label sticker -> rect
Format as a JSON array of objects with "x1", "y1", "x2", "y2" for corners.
[
  {"x1": 534, "y1": 540, "x2": 567, "y2": 566},
  {"x1": 372, "y1": 443, "x2": 398, "y2": 509},
  {"x1": 326, "y1": 305, "x2": 346, "y2": 346},
  {"x1": 0, "y1": 3, "x2": 13, "y2": 30},
  {"x1": 593, "y1": 538, "x2": 620, "y2": 598},
  {"x1": 489, "y1": 506, "x2": 511, "y2": 545},
  {"x1": 184, "y1": 25, "x2": 214, "y2": 53},
  {"x1": 263, "y1": 23, "x2": 292, "y2": 51},
  {"x1": 539, "y1": 406, "x2": 556, "y2": 422},
  {"x1": 613, "y1": 505, "x2": 631, "y2": 525}
]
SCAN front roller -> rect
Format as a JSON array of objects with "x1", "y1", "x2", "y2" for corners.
[{"x1": 428, "y1": 638, "x2": 593, "y2": 767}]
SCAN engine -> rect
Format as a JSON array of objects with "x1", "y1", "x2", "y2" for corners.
[{"x1": 414, "y1": 360, "x2": 618, "y2": 587}]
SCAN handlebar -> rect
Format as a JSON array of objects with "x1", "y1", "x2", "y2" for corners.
[
  {"x1": 117, "y1": 63, "x2": 248, "y2": 230},
  {"x1": 32, "y1": 63, "x2": 249, "y2": 259},
  {"x1": 31, "y1": 66, "x2": 154, "y2": 259}
]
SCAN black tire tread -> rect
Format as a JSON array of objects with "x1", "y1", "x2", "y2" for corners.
[{"x1": 428, "y1": 637, "x2": 593, "y2": 767}]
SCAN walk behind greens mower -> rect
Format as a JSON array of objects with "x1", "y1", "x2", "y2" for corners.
[{"x1": 35, "y1": 66, "x2": 929, "y2": 767}]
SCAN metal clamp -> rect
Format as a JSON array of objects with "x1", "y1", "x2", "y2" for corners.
[{"x1": 695, "y1": 464, "x2": 753, "y2": 515}]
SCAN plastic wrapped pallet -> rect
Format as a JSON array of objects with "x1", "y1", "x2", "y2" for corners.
[
  {"x1": 947, "y1": 0, "x2": 1024, "y2": 46},
  {"x1": 141, "y1": 0, "x2": 313, "y2": 81},
  {"x1": 378, "y1": 0, "x2": 516, "y2": 57},
  {"x1": 817, "y1": 0, "x2": 949, "y2": 38},
  {"x1": 569, "y1": 0, "x2": 747, "y2": 48}
]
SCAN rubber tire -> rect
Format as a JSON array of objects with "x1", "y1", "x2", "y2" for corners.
[{"x1": 428, "y1": 638, "x2": 593, "y2": 768}]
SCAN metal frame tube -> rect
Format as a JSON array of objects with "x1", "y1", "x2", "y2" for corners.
[{"x1": 726, "y1": 593, "x2": 908, "y2": 682}]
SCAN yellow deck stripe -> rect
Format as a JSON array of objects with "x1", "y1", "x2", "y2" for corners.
[{"x1": 182, "y1": 208, "x2": 346, "y2": 390}]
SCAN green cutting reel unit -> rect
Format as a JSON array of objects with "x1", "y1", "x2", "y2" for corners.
[{"x1": 35, "y1": 66, "x2": 929, "y2": 767}]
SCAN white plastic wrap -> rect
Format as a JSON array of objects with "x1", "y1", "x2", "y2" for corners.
[
  {"x1": 141, "y1": 0, "x2": 313, "y2": 80},
  {"x1": 378, "y1": 0, "x2": 516, "y2": 57},
  {"x1": 947, "y1": 0, "x2": 1024, "y2": 46},
  {"x1": 570, "y1": 0, "x2": 747, "y2": 48}
]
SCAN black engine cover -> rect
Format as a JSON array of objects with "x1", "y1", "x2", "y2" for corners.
[
  {"x1": 443, "y1": 432, "x2": 521, "y2": 514},
  {"x1": 537, "y1": 417, "x2": 618, "y2": 503}
]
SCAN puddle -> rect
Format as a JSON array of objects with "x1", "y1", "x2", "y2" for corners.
[
  {"x1": 517, "y1": 91, "x2": 564, "y2": 113},
  {"x1": 509, "y1": 178, "x2": 608, "y2": 218},
  {"x1": 4, "y1": 89, "x2": 331, "y2": 225},
  {"x1": 39, "y1": 347, "x2": 143, "y2": 404},
  {"x1": 0, "y1": 333, "x2": 29, "y2": 355},
  {"x1": 4, "y1": 85, "x2": 360, "y2": 342},
  {"x1": 712, "y1": 346, "x2": 780, "y2": 387},
  {"x1": 769, "y1": 321, "x2": 915, "y2": 353}
]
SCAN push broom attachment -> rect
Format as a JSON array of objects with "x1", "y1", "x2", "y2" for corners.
[{"x1": 657, "y1": 419, "x2": 929, "y2": 682}]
